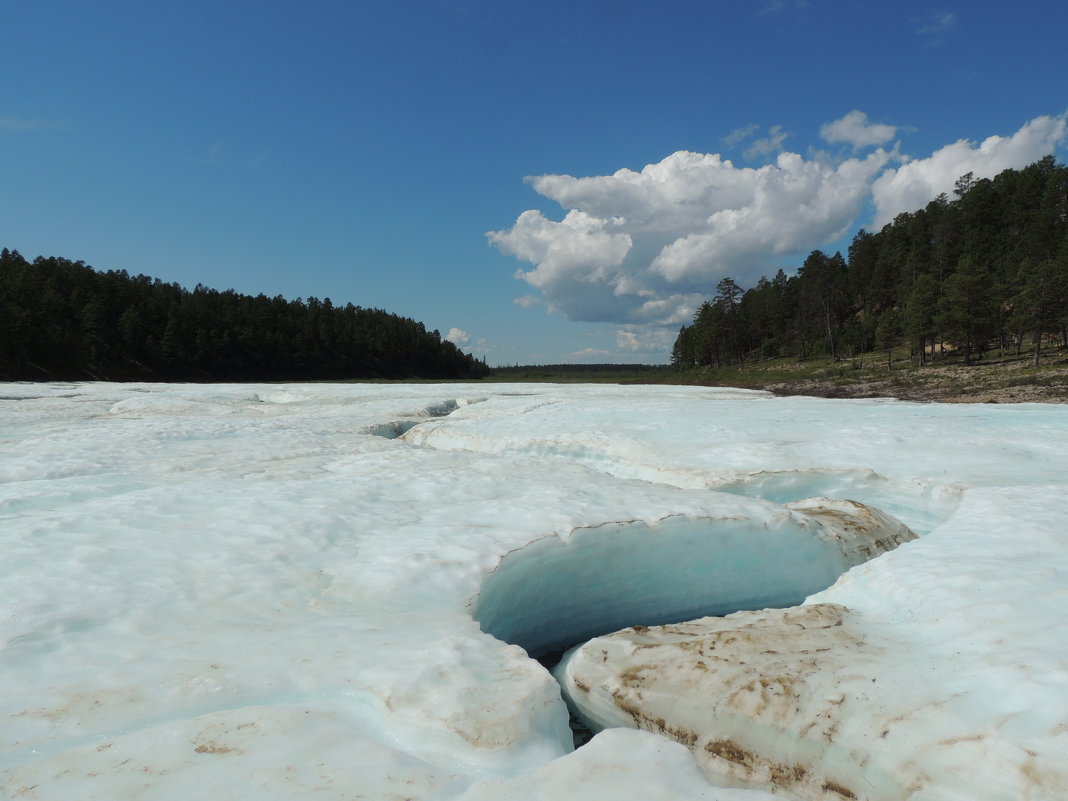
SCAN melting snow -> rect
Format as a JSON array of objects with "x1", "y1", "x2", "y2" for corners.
[{"x1": 2, "y1": 382, "x2": 1067, "y2": 800}]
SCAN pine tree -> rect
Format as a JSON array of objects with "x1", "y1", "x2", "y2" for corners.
[{"x1": 939, "y1": 256, "x2": 998, "y2": 365}]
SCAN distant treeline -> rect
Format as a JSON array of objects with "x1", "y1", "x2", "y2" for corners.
[
  {"x1": 0, "y1": 249, "x2": 489, "y2": 381},
  {"x1": 489, "y1": 363, "x2": 669, "y2": 381},
  {"x1": 673, "y1": 156, "x2": 1068, "y2": 369}
]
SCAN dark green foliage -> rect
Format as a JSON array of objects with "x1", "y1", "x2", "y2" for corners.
[
  {"x1": 674, "y1": 157, "x2": 1068, "y2": 369},
  {"x1": 938, "y1": 255, "x2": 998, "y2": 364},
  {"x1": 670, "y1": 325, "x2": 697, "y2": 369},
  {"x1": 0, "y1": 250, "x2": 489, "y2": 381},
  {"x1": 1013, "y1": 247, "x2": 1068, "y2": 366},
  {"x1": 904, "y1": 273, "x2": 939, "y2": 365},
  {"x1": 875, "y1": 308, "x2": 901, "y2": 370}
]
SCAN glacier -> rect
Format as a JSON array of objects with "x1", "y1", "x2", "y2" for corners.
[{"x1": 2, "y1": 382, "x2": 1067, "y2": 800}]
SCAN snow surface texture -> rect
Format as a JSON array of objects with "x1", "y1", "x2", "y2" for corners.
[{"x1": 2, "y1": 383, "x2": 1067, "y2": 800}]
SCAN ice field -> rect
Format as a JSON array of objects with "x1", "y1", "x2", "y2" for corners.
[{"x1": 2, "y1": 382, "x2": 1068, "y2": 800}]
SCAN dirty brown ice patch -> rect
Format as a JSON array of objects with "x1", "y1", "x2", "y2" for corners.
[
  {"x1": 560, "y1": 604, "x2": 892, "y2": 798},
  {"x1": 557, "y1": 491, "x2": 1068, "y2": 801}
]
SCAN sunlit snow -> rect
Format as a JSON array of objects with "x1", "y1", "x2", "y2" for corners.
[{"x1": 3, "y1": 382, "x2": 1067, "y2": 800}]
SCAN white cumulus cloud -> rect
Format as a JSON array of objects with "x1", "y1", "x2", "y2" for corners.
[
  {"x1": 871, "y1": 114, "x2": 1067, "y2": 228},
  {"x1": 820, "y1": 110, "x2": 897, "y2": 150},
  {"x1": 489, "y1": 147, "x2": 888, "y2": 325},
  {"x1": 650, "y1": 150, "x2": 889, "y2": 284},
  {"x1": 444, "y1": 328, "x2": 470, "y2": 346},
  {"x1": 616, "y1": 330, "x2": 641, "y2": 351},
  {"x1": 616, "y1": 327, "x2": 677, "y2": 354},
  {"x1": 490, "y1": 113, "x2": 1067, "y2": 330}
]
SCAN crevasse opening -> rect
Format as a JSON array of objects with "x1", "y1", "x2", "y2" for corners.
[
  {"x1": 475, "y1": 510, "x2": 903, "y2": 659},
  {"x1": 474, "y1": 506, "x2": 914, "y2": 748},
  {"x1": 363, "y1": 398, "x2": 484, "y2": 439}
]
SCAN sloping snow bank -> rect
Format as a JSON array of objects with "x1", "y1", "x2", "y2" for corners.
[{"x1": 557, "y1": 485, "x2": 1068, "y2": 800}]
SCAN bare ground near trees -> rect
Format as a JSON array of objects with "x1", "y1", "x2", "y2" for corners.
[{"x1": 704, "y1": 350, "x2": 1068, "y2": 404}]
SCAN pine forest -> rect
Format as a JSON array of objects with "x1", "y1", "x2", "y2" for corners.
[
  {"x1": 673, "y1": 157, "x2": 1068, "y2": 370},
  {"x1": 0, "y1": 250, "x2": 488, "y2": 381}
]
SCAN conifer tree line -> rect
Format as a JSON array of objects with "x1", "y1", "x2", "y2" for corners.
[
  {"x1": 0, "y1": 249, "x2": 489, "y2": 381},
  {"x1": 672, "y1": 156, "x2": 1068, "y2": 370}
]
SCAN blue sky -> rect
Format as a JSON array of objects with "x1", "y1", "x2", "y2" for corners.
[{"x1": 3, "y1": 0, "x2": 1067, "y2": 365}]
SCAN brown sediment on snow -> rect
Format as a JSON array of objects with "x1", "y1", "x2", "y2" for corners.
[
  {"x1": 560, "y1": 593, "x2": 1068, "y2": 800},
  {"x1": 565, "y1": 603, "x2": 882, "y2": 797}
]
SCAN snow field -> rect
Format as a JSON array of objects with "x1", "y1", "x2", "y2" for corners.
[{"x1": 3, "y1": 382, "x2": 1067, "y2": 800}]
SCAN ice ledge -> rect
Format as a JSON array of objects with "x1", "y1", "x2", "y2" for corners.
[{"x1": 476, "y1": 499, "x2": 914, "y2": 658}]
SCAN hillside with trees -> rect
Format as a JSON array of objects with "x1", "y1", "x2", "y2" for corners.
[
  {"x1": 0, "y1": 250, "x2": 488, "y2": 381},
  {"x1": 672, "y1": 156, "x2": 1068, "y2": 371}
]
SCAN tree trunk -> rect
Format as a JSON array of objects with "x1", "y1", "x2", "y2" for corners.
[
  {"x1": 824, "y1": 302, "x2": 836, "y2": 360},
  {"x1": 1034, "y1": 328, "x2": 1042, "y2": 367}
]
